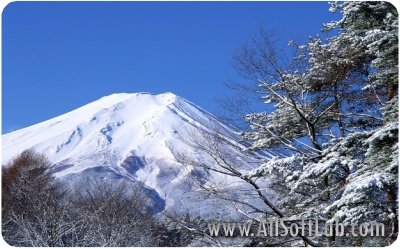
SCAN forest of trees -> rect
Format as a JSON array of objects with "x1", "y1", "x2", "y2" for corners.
[
  {"x1": 2, "y1": 1, "x2": 398, "y2": 247},
  {"x1": 2, "y1": 149, "x2": 206, "y2": 246},
  {"x1": 172, "y1": 1, "x2": 398, "y2": 247}
]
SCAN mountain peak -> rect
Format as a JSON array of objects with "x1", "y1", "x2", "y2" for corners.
[
  {"x1": 104, "y1": 91, "x2": 177, "y2": 98},
  {"x1": 2, "y1": 91, "x2": 240, "y2": 217},
  {"x1": 2, "y1": 91, "x2": 226, "y2": 166},
  {"x1": 92, "y1": 91, "x2": 178, "y2": 108}
]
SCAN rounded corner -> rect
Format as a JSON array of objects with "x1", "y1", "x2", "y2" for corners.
[{"x1": 2, "y1": 1, "x2": 19, "y2": 19}]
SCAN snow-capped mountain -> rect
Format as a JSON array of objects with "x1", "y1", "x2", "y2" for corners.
[{"x1": 2, "y1": 92, "x2": 250, "y2": 217}]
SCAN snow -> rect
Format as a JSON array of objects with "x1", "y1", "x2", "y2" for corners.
[
  {"x1": 1, "y1": 92, "x2": 243, "y2": 217},
  {"x1": 2, "y1": 92, "x2": 223, "y2": 165}
]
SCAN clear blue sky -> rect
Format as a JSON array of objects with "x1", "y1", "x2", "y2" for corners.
[{"x1": 2, "y1": 1, "x2": 338, "y2": 133}]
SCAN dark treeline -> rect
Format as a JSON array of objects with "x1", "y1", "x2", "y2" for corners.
[{"x1": 1, "y1": 150, "x2": 194, "y2": 247}]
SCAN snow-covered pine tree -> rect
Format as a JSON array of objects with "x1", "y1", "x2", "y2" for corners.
[
  {"x1": 240, "y1": 2, "x2": 397, "y2": 159},
  {"x1": 245, "y1": 98, "x2": 398, "y2": 246},
  {"x1": 171, "y1": 2, "x2": 397, "y2": 246},
  {"x1": 239, "y1": 1, "x2": 398, "y2": 246},
  {"x1": 305, "y1": 36, "x2": 382, "y2": 136},
  {"x1": 325, "y1": 1, "x2": 398, "y2": 101},
  {"x1": 236, "y1": 31, "x2": 341, "y2": 156}
]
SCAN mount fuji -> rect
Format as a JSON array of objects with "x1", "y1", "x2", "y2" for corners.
[{"x1": 2, "y1": 92, "x2": 253, "y2": 217}]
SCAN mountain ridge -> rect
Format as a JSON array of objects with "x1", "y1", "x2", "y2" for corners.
[
  {"x1": 2, "y1": 92, "x2": 247, "y2": 217},
  {"x1": 2, "y1": 92, "x2": 232, "y2": 164}
]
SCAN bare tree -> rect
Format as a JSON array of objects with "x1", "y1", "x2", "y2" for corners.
[
  {"x1": 229, "y1": 28, "x2": 382, "y2": 157},
  {"x1": 169, "y1": 126, "x2": 323, "y2": 246},
  {"x1": 2, "y1": 150, "x2": 77, "y2": 246},
  {"x1": 70, "y1": 179, "x2": 160, "y2": 246},
  {"x1": 2, "y1": 151, "x2": 168, "y2": 247}
]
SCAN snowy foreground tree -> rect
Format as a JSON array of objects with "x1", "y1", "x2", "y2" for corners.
[
  {"x1": 244, "y1": 97, "x2": 398, "y2": 246},
  {"x1": 172, "y1": 2, "x2": 398, "y2": 247}
]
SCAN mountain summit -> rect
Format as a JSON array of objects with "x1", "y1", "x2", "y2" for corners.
[
  {"x1": 3, "y1": 92, "x2": 227, "y2": 166},
  {"x1": 2, "y1": 92, "x2": 243, "y2": 216}
]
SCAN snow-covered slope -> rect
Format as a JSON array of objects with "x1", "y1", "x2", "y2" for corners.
[{"x1": 2, "y1": 92, "x2": 248, "y2": 217}]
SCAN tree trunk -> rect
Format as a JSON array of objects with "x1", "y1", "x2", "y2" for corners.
[
  {"x1": 333, "y1": 83, "x2": 345, "y2": 137},
  {"x1": 387, "y1": 84, "x2": 396, "y2": 101},
  {"x1": 307, "y1": 123, "x2": 322, "y2": 153}
]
